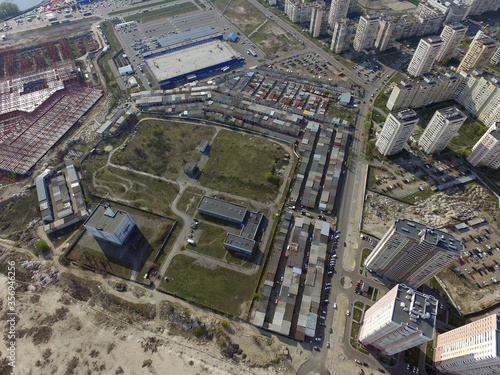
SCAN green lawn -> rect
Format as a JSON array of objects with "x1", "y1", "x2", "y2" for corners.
[
  {"x1": 188, "y1": 222, "x2": 227, "y2": 259},
  {"x1": 360, "y1": 248, "x2": 372, "y2": 267},
  {"x1": 326, "y1": 103, "x2": 357, "y2": 123},
  {"x1": 124, "y1": 2, "x2": 197, "y2": 22},
  {"x1": 0, "y1": 188, "x2": 39, "y2": 240},
  {"x1": 177, "y1": 187, "x2": 204, "y2": 216},
  {"x1": 353, "y1": 308, "x2": 362, "y2": 322},
  {"x1": 351, "y1": 321, "x2": 360, "y2": 339},
  {"x1": 399, "y1": 186, "x2": 435, "y2": 204},
  {"x1": 448, "y1": 117, "x2": 487, "y2": 157},
  {"x1": 199, "y1": 130, "x2": 285, "y2": 202},
  {"x1": 67, "y1": 246, "x2": 133, "y2": 279},
  {"x1": 111, "y1": 119, "x2": 215, "y2": 178},
  {"x1": 161, "y1": 254, "x2": 259, "y2": 316}
]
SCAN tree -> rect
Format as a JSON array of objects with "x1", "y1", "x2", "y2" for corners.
[{"x1": 0, "y1": 2, "x2": 19, "y2": 19}]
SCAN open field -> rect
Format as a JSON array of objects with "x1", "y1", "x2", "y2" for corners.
[
  {"x1": 162, "y1": 254, "x2": 259, "y2": 316},
  {"x1": 108, "y1": 0, "x2": 178, "y2": 15},
  {"x1": 177, "y1": 187, "x2": 205, "y2": 216},
  {"x1": 92, "y1": 166, "x2": 179, "y2": 216},
  {"x1": 199, "y1": 130, "x2": 285, "y2": 202},
  {"x1": 326, "y1": 103, "x2": 358, "y2": 123},
  {"x1": 124, "y1": 2, "x2": 198, "y2": 22},
  {"x1": 99, "y1": 21, "x2": 124, "y2": 98},
  {"x1": 0, "y1": 188, "x2": 39, "y2": 240},
  {"x1": 188, "y1": 222, "x2": 227, "y2": 259},
  {"x1": 111, "y1": 119, "x2": 216, "y2": 178}
]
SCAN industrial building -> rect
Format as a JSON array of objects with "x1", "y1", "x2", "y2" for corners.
[
  {"x1": 375, "y1": 109, "x2": 419, "y2": 156},
  {"x1": 197, "y1": 196, "x2": 263, "y2": 258},
  {"x1": 84, "y1": 205, "x2": 136, "y2": 246},
  {"x1": 434, "y1": 313, "x2": 500, "y2": 375},
  {"x1": 359, "y1": 284, "x2": 438, "y2": 356},
  {"x1": 418, "y1": 106, "x2": 467, "y2": 154},
  {"x1": 364, "y1": 219, "x2": 463, "y2": 287},
  {"x1": 0, "y1": 61, "x2": 102, "y2": 175},
  {"x1": 144, "y1": 35, "x2": 244, "y2": 88}
]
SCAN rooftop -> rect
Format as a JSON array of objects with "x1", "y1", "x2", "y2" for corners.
[
  {"x1": 198, "y1": 196, "x2": 248, "y2": 223},
  {"x1": 437, "y1": 106, "x2": 466, "y2": 121},
  {"x1": 84, "y1": 205, "x2": 132, "y2": 235},
  {"x1": 393, "y1": 109, "x2": 418, "y2": 122}
]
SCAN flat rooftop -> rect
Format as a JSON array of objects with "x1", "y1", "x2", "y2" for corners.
[
  {"x1": 157, "y1": 26, "x2": 216, "y2": 48},
  {"x1": 198, "y1": 196, "x2": 248, "y2": 223},
  {"x1": 146, "y1": 39, "x2": 239, "y2": 83},
  {"x1": 394, "y1": 219, "x2": 463, "y2": 255},
  {"x1": 224, "y1": 233, "x2": 256, "y2": 253},
  {"x1": 392, "y1": 284, "x2": 438, "y2": 339},
  {"x1": 84, "y1": 205, "x2": 131, "y2": 235}
]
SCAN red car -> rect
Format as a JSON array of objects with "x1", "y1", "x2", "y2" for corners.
[
  {"x1": 494, "y1": 259, "x2": 498, "y2": 264},
  {"x1": 470, "y1": 274, "x2": 475, "y2": 279}
]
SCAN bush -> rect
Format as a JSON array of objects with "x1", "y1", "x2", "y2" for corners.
[
  {"x1": 220, "y1": 319, "x2": 229, "y2": 328},
  {"x1": 34, "y1": 239, "x2": 50, "y2": 256},
  {"x1": 6, "y1": 202, "x2": 14, "y2": 209}
]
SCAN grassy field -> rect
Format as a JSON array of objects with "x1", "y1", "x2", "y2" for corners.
[
  {"x1": 68, "y1": 245, "x2": 133, "y2": 279},
  {"x1": 177, "y1": 187, "x2": 204, "y2": 216},
  {"x1": 0, "y1": 188, "x2": 39, "y2": 240},
  {"x1": 213, "y1": 0, "x2": 231, "y2": 11},
  {"x1": 162, "y1": 254, "x2": 259, "y2": 316},
  {"x1": 188, "y1": 222, "x2": 227, "y2": 258},
  {"x1": 92, "y1": 166, "x2": 179, "y2": 216},
  {"x1": 326, "y1": 103, "x2": 357, "y2": 123},
  {"x1": 108, "y1": 0, "x2": 178, "y2": 15},
  {"x1": 448, "y1": 117, "x2": 487, "y2": 157},
  {"x1": 399, "y1": 185, "x2": 434, "y2": 204},
  {"x1": 360, "y1": 248, "x2": 372, "y2": 268},
  {"x1": 112, "y1": 119, "x2": 215, "y2": 178},
  {"x1": 124, "y1": 2, "x2": 197, "y2": 22},
  {"x1": 199, "y1": 130, "x2": 285, "y2": 202}
]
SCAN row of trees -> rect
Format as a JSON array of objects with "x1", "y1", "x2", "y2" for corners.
[{"x1": 0, "y1": 2, "x2": 20, "y2": 20}]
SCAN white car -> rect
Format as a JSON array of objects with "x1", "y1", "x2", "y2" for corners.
[
  {"x1": 346, "y1": 310, "x2": 350, "y2": 316},
  {"x1": 333, "y1": 302, "x2": 337, "y2": 309}
]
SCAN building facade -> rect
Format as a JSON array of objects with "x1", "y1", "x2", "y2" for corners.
[
  {"x1": 467, "y1": 122, "x2": 500, "y2": 169},
  {"x1": 285, "y1": 0, "x2": 324, "y2": 24},
  {"x1": 353, "y1": 14, "x2": 379, "y2": 52},
  {"x1": 309, "y1": 4, "x2": 328, "y2": 37},
  {"x1": 436, "y1": 23, "x2": 468, "y2": 62},
  {"x1": 408, "y1": 36, "x2": 443, "y2": 77},
  {"x1": 328, "y1": 0, "x2": 349, "y2": 28},
  {"x1": 434, "y1": 314, "x2": 500, "y2": 375},
  {"x1": 374, "y1": 19, "x2": 396, "y2": 51},
  {"x1": 457, "y1": 30, "x2": 498, "y2": 72},
  {"x1": 330, "y1": 18, "x2": 352, "y2": 53},
  {"x1": 84, "y1": 205, "x2": 135, "y2": 246},
  {"x1": 418, "y1": 106, "x2": 467, "y2": 153},
  {"x1": 463, "y1": 0, "x2": 500, "y2": 15},
  {"x1": 359, "y1": 284, "x2": 438, "y2": 356},
  {"x1": 375, "y1": 109, "x2": 419, "y2": 156},
  {"x1": 364, "y1": 219, "x2": 463, "y2": 287}
]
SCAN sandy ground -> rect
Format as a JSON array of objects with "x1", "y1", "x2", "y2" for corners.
[
  {"x1": 0, "y1": 247, "x2": 315, "y2": 375},
  {"x1": 358, "y1": 0, "x2": 417, "y2": 11}
]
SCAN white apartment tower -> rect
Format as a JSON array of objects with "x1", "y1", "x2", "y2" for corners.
[
  {"x1": 407, "y1": 36, "x2": 443, "y2": 77},
  {"x1": 375, "y1": 19, "x2": 396, "y2": 51},
  {"x1": 463, "y1": 0, "x2": 500, "y2": 16},
  {"x1": 375, "y1": 109, "x2": 419, "y2": 156},
  {"x1": 434, "y1": 314, "x2": 500, "y2": 375},
  {"x1": 328, "y1": 0, "x2": 349, "y2": 28},
  {"x1": 309, "y1": 4, "x2": 328, "y2": 37},
  {"x1": 418, "y1": 106, "x2": 467, "y2": 154},
  {"x1": 457, "y1": 30, "x2": 498, "y2": 72},
  {"x1": 353, "y1": 14, "x2": 379, "y2": 52},
  {"x1": 435, "y1": 23, "x2": 468, "y2": 63},
  {"x1": 364, "y1": 219, "x2": 463, "y2": 287},
  {"x1": 467, "y1": 122, "x2": 500, "y2": 169},
  {"x1": 359, "y1": 284, "x2": 438, "y2": 356},
  {"x1": 330, "y1": 18, "x2": 352, "y2": 53}
]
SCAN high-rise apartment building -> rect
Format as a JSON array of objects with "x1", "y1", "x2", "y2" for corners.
[
  {"x1": 375, "y1": 19, "x2": 397, "y2": 51},
  {"x1": 375, "y1": 109, "x2": 419, "y2": 156},
  {"x1": 457, "y1": 30, "x2": 498, "y2": 72},
  {"x1": 328, "y1": 0, "x2": 349, "y2": 28},
  {"x1": 490, "y1": 45, "x2": 500, "y2": 66},
  {"x1": 330, "y1": 18, "x2": 352, "y2": 54},
  {"x1": 434, "y1": 314, "x2": 500, "y2": 374},
  {"x1": 285, "y1": 0, "x2": 324, "y2": 23},
  {"x1": 353, "y1": 14, "x2": 379, "y2": 52},
  {"x1": 364, "y1": 219, "x2": 463, "y2": 287},
  {"x1": 467, "y1": 122, "x2": 500, "y2": 169},
  {"x1": 436, "y1": 23, "x2": 468, "y2": 63},
  {"x1": 414, "y1": 2, "x2": 446, "y2": 36},
  {"x1": 408, "y1": 36, "x2": 443, "y2": 77},
  {"x1": 309, "y1": 4, "x2": 328, "y2": 37},
  {"x1": 418, "y1": 106, "x2": 467, "y2": 154},
  {"x1": 463, "y1": 0, "x2": 500, "y2": 16},
  {"x1": 359, "y1": 284, "x2": 438, "y2": 356}
]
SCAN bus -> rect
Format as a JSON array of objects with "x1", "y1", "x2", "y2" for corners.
[
  {"x1": 221, "y1": 66, "x2": 230, "y2": 72},
  {"x1": 338, "y1": 71, "x2": 344, "y2": 76},
  {"x1": 83, "y1": 12, "x2": 92, "y2": 16}
]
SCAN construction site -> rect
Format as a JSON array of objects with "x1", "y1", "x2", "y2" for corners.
[{"x1": 0, "y1": 40, "x2": 102, "y2": 176}]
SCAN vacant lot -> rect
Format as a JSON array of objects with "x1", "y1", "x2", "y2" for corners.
[
  {"x1": 112, "y1": 120, "x2": 215, "y2": 178},
  {"x1": 199, "y1": 130, "x2": 284, "y2": 202},
  {"x1": 162, "y1": 254, "x2": 259, "y2": 316},
  {"x1": 177, "y1": 187, "x2": 204, "y2": 216},
  {"x1": 92, "y1": 166, "x2": 179, "y2": 216},
  {"x1": 124, "y1": 2, "x2": 197, "y2": 22},
  {"x1": 0, "y1": 188, "x2": 39, "y2": 240},
  {"x1": 188, "y1": 222, "x2": 228, "y2": 258}
]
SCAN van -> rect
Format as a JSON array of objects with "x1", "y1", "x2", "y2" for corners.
[{"x1": 187, "y1": 239, "x2": 196, "y2": 245}]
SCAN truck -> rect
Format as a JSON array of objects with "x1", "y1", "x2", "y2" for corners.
[
  {"x1": 247, "y1": 49, "x2": 257, "y2": 57},
  {"x1": 337, "y1": 71, "x2": 344, "y2": 76}
]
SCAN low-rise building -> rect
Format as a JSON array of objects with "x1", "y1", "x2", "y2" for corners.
[{"x1": 84, "y1": 204, "x2": 135, "y2": 246}]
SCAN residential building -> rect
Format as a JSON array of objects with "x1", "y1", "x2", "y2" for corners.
[
  {"x1": 347, "y1": 0, "x2": 357, "y2": 14},
  {"x1": 407, "y1": 36, "x2": 443, "y2": 77},
  {"x1": 490, "y1": 45, "x2": 500, "y2": 66},
  {"x1": 309, "y1": 3, "x2": 328, "y2": 37},
  {"x1": 364, "y1": 219, "x2": 463, "y2": 287},
  {"x1": 434, "y1": 314, "x2": 500, "y2": 374},
  {"x1": 463, "y1": 0, "x2": 500, "y2": 16},
  {"x1": 84, "y1": 205, "x2": 135, "y2": 246},
  {"x1": 436, "y1": 23, "x2": 468, "y2": 62},
  {"x1": 375, "y1": 19, "x2": 396, "y2": 51},
  {"x1": 375, "y1": 109, "x2": 419, "y2": 156},
  {"x1": 359, "y1": 284, "x2": 438, "y2": 356},
  {"x1": 414, "y1": 2, "x2": 446, "y2": 36},
  {"x1": 428, "y1": 0, "x2": 470, "y2": 24},
  {"x1": 285, "y1": 0, "x2": 324, "y2": 23},
  {"x1": 418, "y1": 106, "x2": 467, "y2": 153},
  {"x1": 353, "y1": 14, "x2": 379, "y2": 52},
  {"x1": 457, "y1": 30, "x2": 498, "y2": 72},
  {"x1": 328, "y1": 0, "x2": 349, "y2": 29},
  {"x1": 467, "y1": 122, "x2": 500, "y2": 169},
  {"x1": 330, "y1": 18, "x2": 352, "y2": 53}
]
